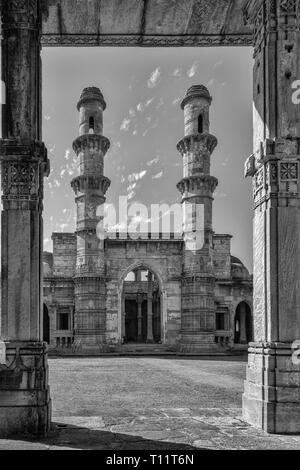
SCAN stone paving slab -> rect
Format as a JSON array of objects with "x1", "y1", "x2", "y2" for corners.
[{"x1": 0, "y1": 357, "x2": 300, "y2": 450}]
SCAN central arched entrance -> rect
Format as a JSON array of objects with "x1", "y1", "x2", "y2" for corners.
[{"x1": 122, "y1": 268, "x2": 161, "y2": 344}]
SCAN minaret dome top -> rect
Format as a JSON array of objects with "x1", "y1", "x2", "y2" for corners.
[
  {"x1": 77, "y1": 86, "x2": 106, "y2": 111},
  {"x1": 180, "y1": 85, "x2": 212, "y2": 109}
]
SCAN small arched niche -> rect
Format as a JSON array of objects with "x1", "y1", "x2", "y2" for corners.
[
  {"x1": 234, "y1": 302, "x2": 252, "y2": 344},
  {"x1": 198, "y1": 114, "x2": 203, "y2": 133},
  {"x1": 89, "y1": 116, "x2": 95, "y2": 134}
]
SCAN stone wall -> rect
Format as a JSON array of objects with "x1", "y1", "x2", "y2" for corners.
[
  {"x1": 105, "y1": 238, "x2": 183, "y2": 346},
  {"x1": 52, "y1": 233, "x2": 76, "y2": 277}
]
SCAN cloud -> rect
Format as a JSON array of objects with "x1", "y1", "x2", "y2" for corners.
[
  {"x1": 206, "y1": 78, "x2": 216, "y2": 87},
  {"x1": 129, "y1": 108, "x2": 136, "y2": 117},
  {"x1": 128, "y1": 170, "x2": 147, "y2": 183},
  {"x1": 187, "y1": 61, "x2": 199, "y2": 78},
  {"x1": 156, "y1": 97, "x2": 164, "y2": 109},
  {"x1": 127, "y1": 191, "x2": 135, "y2": 201},
  {"x1": 44, "y1": 114, "x2": 51, "y2": 121},
  {"x1": 152, "y1": 171, "x2": 163, "y2": 180},
  {"x1": 147, "y1": 67, "x2": 161, "y2": 88},
  {"x1": 120, "y1": 117, "x2": 131, "y2": 131},
  {"x1": 213, "y1": 59, "x2": 223, "y2": 69},
  {"x1": 64, "y1": 148, "x2": 71, "y2": 160},
  {"x1": 172, "y1": 96, "x2": 181, "y2": 106},
  {"x1": 137, "y1": 97, "x2": 154, "y2": 113},
  {"x1": 127, "y1": 182, "x2": 137, "y2": 193},
  {"x1": 172, "y1": 67, "x2": 182, "y2": 78},
  {"x1": 146, "y1": 156, "x2": 160, "y2": 166},
  {"x1": 137, "y1": 102, "x2": 144, "y2": 112}
]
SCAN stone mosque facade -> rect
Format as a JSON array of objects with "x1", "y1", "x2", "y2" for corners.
[{"x1": 42, "y1": 85, "x2": 253, "y2": 354}]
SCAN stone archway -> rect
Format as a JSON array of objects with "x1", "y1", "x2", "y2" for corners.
[
  {"x1": 119, "y1": 263, "x2": 165, "y2": 345},
  {"x1": 234, "y1": 301, "x2": 252, "y2": 345}
]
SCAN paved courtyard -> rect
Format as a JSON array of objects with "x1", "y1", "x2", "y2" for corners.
[{"x1": 1, "y1": 356, "x2": 300, "y2": 450}]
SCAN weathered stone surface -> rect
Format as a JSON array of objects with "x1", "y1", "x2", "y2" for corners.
[
  {"x1": 243, "y1": 0, "x2": 300, "y2": 434},
  {"x1": 38, "y1": 0, "x2": 252, "y2": 47},
  {"x1": 0, "y1": 342, "x2": 51, "y2": 437}
]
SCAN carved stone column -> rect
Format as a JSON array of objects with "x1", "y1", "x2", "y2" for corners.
[
  {"x1": 137, "y1": 294, "x2": 143, "y2": 342},
  {"x1": 146, "y1": 273, "x2": 154, "y2": 343},
  {"x1": 121, "y1": 294, "x2": 126, "y2": 342},
  {"x1": 243, "y1": 0, "x2": 300, "y2": 433},
  {"x1": 0, "y1": 0, "x2": 51, "y2": 436}
]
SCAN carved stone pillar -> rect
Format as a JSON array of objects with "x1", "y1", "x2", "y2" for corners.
[
  {"x1": 48, "y1": 305, "x2": 57, "y2": 348},
  {"x1": 0, "y1": 0, "x2": 51, "y2": 436},
  {"x1": 146, "y1": 273, "x2": 154, "y2": 343},
  {"x1": 121, "y1": 294, "x2": 126, "y2": 342},
  {"x1": 243, "y1": 0, "x2": 300, "y2": 433},
  {"x1": 137, "y1": 294, "x2": 143, "y2": 342}
]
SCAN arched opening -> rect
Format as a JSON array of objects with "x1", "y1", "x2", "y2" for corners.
[
  {"x1": 122, "y1": 268, "x2": 161, "y2": 344},
  {"x1": 43, "y1": 304, "x2": 50, "y2": 344},
  {"x1": 89, "y1": 116, "x2": 95, "y2": 134},
  {"x1": 198, "y1": 114, "x2": 203, "y2": 133},
  {"x1": 234, "y1": 302, "x2": 252, "y2": 344}
]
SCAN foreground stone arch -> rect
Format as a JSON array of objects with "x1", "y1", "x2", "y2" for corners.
[{"x1": 0, "y1": 0, "x2": 300, "y2": 436}]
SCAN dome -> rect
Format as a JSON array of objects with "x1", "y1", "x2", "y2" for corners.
[
  {"x1": 181, "y1": 85, "x2": 212, "y2": 109},
  {"x1": 231, "y1": 255, "x2": 250, "y2": 280},
  {"x1": 77, "y1": 86, "x2": 106, "y2": 111},
  {"x1": 43, "y1": 261, "x2": 52, "y2": 277}
]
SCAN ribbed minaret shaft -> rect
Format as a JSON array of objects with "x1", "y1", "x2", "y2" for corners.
[
  {"x1": 71, "y1": 87, "x2": 110, "y2": 350},
  {"x1": 177, "y1": 85, "x2": 218, "y2": 352}
]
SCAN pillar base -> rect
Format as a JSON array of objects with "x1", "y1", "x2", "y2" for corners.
[
  {"x1": 242, "y1": 342, "x2": 300, "y2": 434},
  {"x1": 72, "y1": 332, "x2": 107, "y2": 353},
  {"x1": 179, "y1": 332, "x2": 217, "y2": 353},
  {"x1": 0, "y1": 341, "x2": 51, "y2": 437}
]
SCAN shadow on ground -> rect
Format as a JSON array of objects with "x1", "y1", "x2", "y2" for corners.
[{"x1": 7, "y1": 423, "x2": 202, "y2": 450}]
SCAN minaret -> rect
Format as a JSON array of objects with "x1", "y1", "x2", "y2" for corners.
[
  {"x1": 177, "y1": 85, "x2": 218, "y2": 352},
  {"x1": 71, "y1": 87, "x2": 110, "y2": 350}
]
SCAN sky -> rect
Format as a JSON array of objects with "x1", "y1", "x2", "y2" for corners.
[{"x1": 42, "y1": 46, "x2": 254, "y2": 271}]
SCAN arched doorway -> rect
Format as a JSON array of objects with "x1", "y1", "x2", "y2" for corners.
[
  {"x1": 43, "y1": 304, "x2": 50, "y2": 344},
  {"x1": 122, "y1": 268, "x2": 161, "y2": 344},
  {"x1": 234, "y1": 302, "x2": 252, "y2": 344}
]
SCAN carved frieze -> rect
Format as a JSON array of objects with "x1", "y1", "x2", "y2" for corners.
[
  {"x1": 1, "y1": 0, "x2": 40, "y2": 30},
  {"x1": 280, "y1": 162, "x2": 298, "y2": 180},
  {"x1": 41, "y1": 34, "x2": 253, "y2": 48},
  {"x1": 0, "y1": 140, "x2": 48, "y2": 209},
  {"x1": 177, "y1": 175, "x2": 218, "y2": 196},
  {"x1": 71, "y1": 174, "x2": 111, "y2": 196},
  {"x1": 72, "y1": 135, "x2": 110, "y2": 156},
  {"x1": 177, "y1": 133, "x2": 218, "y2": 156}
]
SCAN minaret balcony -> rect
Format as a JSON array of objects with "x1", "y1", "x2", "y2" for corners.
[
  {"x1": 72, "y1": 134, "x2": 110, "y2": 156},
  {"x1": 177, "y1": 175, "x2": 218, "y2": 199},
  {"x1": 71, "y1": 174, "x2": 111, "y2": 196},
  {"x1": 177, "y1": 133, "x2": 217, "y2": 157}
]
